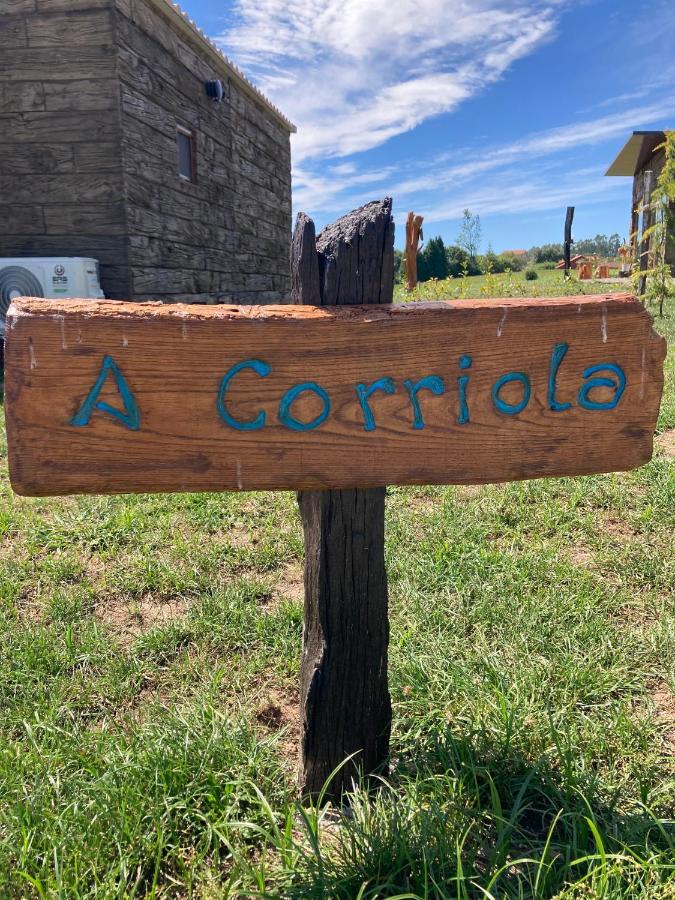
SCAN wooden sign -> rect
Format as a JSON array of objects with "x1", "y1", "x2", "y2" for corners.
[{"x1": 4, "y1": 294, "x2": 665, "y2": 497}]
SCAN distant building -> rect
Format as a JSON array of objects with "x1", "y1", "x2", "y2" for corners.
[
  {"x1": 0, "y1": 0, "x2": 296, "y2": 303},
  {"x1": 606, "y1": 131, "x2": 674, "y2": 274},
  {"x1": 555, "y1": 254, "x2": 586, "y2": 270},
  {"x1": 501, "y1": 249, "x2": 527, "y2": 257}
]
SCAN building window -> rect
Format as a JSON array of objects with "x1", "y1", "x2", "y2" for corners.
[{"x1": 177, "y1": 127, "x2": 195, "y2": 182}]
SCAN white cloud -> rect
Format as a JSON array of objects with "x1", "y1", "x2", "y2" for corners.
[
  {"x1": 216, "y1": 0, "x2": 562, "y2": 162},
  {"x1": 389, "y1": 97, "x2": 675, "y2": 198},
  {"x1": 417, "y1": 167, "x2": 625, "y2": 224},
  {"x1": 289, "y1": 94, "x2": 675, "y2": 217},
  {"x1": 214, "y1": 0, "x2": 673, "y2": 245}
]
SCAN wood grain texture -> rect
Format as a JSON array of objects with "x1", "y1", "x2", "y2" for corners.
[
  {"x1": 4, "y1": 293, "x2": 665, "y2": 498},
  {"x1": 114, "y1": 0, "x2": 291, "y2": 303},
  {"x1": 292, "y1": 200, "x2": 393, "y2": 800},
  {"x1": 26, "y1": 10, "x2": 113, "y2": 48},
  {"x1": 290, "y1": 212, "x2": 320, "y2": 304}
]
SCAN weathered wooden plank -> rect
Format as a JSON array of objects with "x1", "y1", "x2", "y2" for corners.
[
  {"x1": 0, "y1": 110, "x2": 118, "y2": 143},
  {"x1": 0, "y1": 174, "x2": 120, "y2": 205},
  {"x1": 0, "y1": 234, "x2": 126, "y2": 266},
  {"x1": 128, "y1": 235, "x2": 208, "y2": 271},
  {"x1": 36, "y1": 0, "x2": 110, "y2": 9},
  {"x1": 0, "y1": 81, "x2": 44, "y2": 114},
  {"x1": 73, "y1": 142, "x2": 121, "y2": 172},
  {"x1": 0, "y1": 205, "x2": 45, "y2": 235},
  {"x1": 26, "y1": 10, "x2": 113, "y2": 48},
  {"x1": 2, "y1": 0, "x2": 36, "y2": 13},
  {"x1": 129, "y1": 267, "x2": 210, "y2": 295},
  {"x1": 123, "y1": 173, "x2": 234, "y2": 228},
  {"x1": 43, "y1": 79, "x2": 118, "y2": 112},
  {"x1": 120, "y1": 83, "x2": 199, "y2": 137},
  {"x1": 0, "y1": 48, "x2": 116, "y2": 82},
  {"x1": 4, "y1": 293, "x2": 665, "y2": 498},
  {"x1": 0, "y1": 16, "x2": 27, "y2": 49},
  {"x1": 44, "y1": 201, "x2": 126, "y2": 235}
]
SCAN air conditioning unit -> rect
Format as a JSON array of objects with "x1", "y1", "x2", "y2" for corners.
[{"x1": 0, "y1": 257, "x2": 105, "y2": 337}]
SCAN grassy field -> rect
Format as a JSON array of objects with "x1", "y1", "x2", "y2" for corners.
[
  {"x1": 0, "y1": 299, "x2": 673, "y2": 897},
  {"x1": 393, "y1": 266, "x2": 631, "y2": 302}
]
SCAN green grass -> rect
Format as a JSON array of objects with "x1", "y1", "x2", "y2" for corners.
[
  {"x1": 393, "y1": 265, "x2": 632, "y2": 302},
  {"x1": 0, "y1": 305, "x2": 673, "y2": 897}
]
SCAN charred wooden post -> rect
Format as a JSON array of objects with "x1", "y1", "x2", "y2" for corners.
[
  {"x1": 290, "y1": 212, "x2": 320, "y2": 303},
  {"x1": 564, "y1": 206, "x2": 574, "y2": 277},
  {"x1": 290, "y1": 199, "x2": 395, "y2": 800}
]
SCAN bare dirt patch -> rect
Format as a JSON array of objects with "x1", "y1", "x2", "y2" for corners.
[
  {"x1": 454, "y1": 485, "x2": 483, "y2": 501},
  {"x1": 566, "y1": 545, "x2": 594, "y2": 567},
  {"x1": 226, "y1": 524, "x2": 255, "y2": 550},
  {"x1": 16, "y1": 593, "x2": 43, "y2": 624},
  {"x1": 95, "y1": 593, "x2": 191, "y2": 647},
  {"x1": 254, "y1": 686, "x2": 300, "y2": 767},
  {"x1": 602, "y1": 516, "x2": 636, "y2": 541},
  {"x1": 273, "y1": 563, "x2": 304, "y2": 605},
  {"x1": 406, "y1": 496, "x2": 436, "y2": 514},
  {"x1": 611, "y1": 593, "x2": 660, "y2": 629},
  {"x1": 656, "y1": 429, "x2": 675, "y2": 459}
]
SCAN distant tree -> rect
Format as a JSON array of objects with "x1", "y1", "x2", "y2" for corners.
[
  {"x1": 446, "y1": 244, "x2": 481, "y2": 277},
  {"x1": 527, "y1": 234, "x2": 623, "y2": 263},
  {"x1": 482, "y1": 245, "x2": 506, "y2": 274},
  {"x1": 417, "y1": 236, "x2": 449, "y2": 281},
  {"x1": 499, "y1": 251, "x2": 526, "y2": 271},
  {"x1": 457, "y1": 209, "x2": 482, "y2": 260},
  {"x1": 608, "y1": 233, "x2": 622, "y2": 257},
  {"x1": 535, "y1": 243, "x2": 564, "y2": 263},
  {"x1": 574, "y1": 233, "x2": 624, "y2": 257}
]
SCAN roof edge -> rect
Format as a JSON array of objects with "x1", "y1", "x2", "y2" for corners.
[
  {"x1": 148, "y1": 0, "x2": 296, "y2": 133},
  {"x1": 605, "y1": 130, "x2": 664, "y2": 176}
]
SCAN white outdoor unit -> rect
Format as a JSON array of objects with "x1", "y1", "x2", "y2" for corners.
[{"x1": 0, "y1": 257, "x2": 105, "y2": 337}]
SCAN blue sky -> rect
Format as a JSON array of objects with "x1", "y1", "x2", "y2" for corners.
[{"x1": 181, "y1": 0, "x2": 674, "y2": 252}]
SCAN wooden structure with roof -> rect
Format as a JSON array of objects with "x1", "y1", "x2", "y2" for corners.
[
  {"x1": 0, "y1": 0, "x2": 296, "y2": 303},
  {"x1": 606, "y1": 131, "x2": 674, "y2": 275}
]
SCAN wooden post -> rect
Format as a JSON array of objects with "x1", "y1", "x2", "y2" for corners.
[
  {"x1": 564, "y1": 206, "x2": 574, "y2": 277},
  {"x1": 638, "y1": 170, "x2": 654, "y2": 298},
  {"x1": 290, "y1": 199, "x2": 395, "y2": 800},
  {"x1": 404, "y1": 211, "x2": 424, "y2": 292}
]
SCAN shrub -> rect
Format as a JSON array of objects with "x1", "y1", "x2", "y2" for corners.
[
  {"x1": 499, "y1": 252, "x2": 526, "y2": 272},
  {"x1": 524, "y1": 268, "x2": 538, "y2": 281},
  {"x1": 447, "y1": 245, "x2": 482, "y2": 277},
  {"x1": 534, "y1": 243, "x2": 563, "y2": 263},
  {"x1": 417, "y1": 236, "x2": 449, "y2": 282},
  {"x1": 481, "y1": 249, "x2": 506, "y2": 274}
]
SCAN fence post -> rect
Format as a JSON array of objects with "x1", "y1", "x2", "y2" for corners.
[
  {"x1": 638, "y1": 170, "x2": 654, "y2": 298},
  {"x1": 290, "y1": 199, "x2": 395, "y2": 800},
  {"x1": 564, "y1": 206, "x2": 574, "y2": 277}
]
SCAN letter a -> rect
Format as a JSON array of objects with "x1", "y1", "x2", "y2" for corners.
[{"x1": 71, "y1": 355, "x2": 140, "y2": 430}]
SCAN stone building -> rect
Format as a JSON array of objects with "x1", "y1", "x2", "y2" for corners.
[{"x1": 0, "y1": 0, "x2": 295, "y2": 303}]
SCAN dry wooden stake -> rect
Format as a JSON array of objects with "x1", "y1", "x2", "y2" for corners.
[{"x1": 404, "y1": 210, "x2": 424, "y2": 292}]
